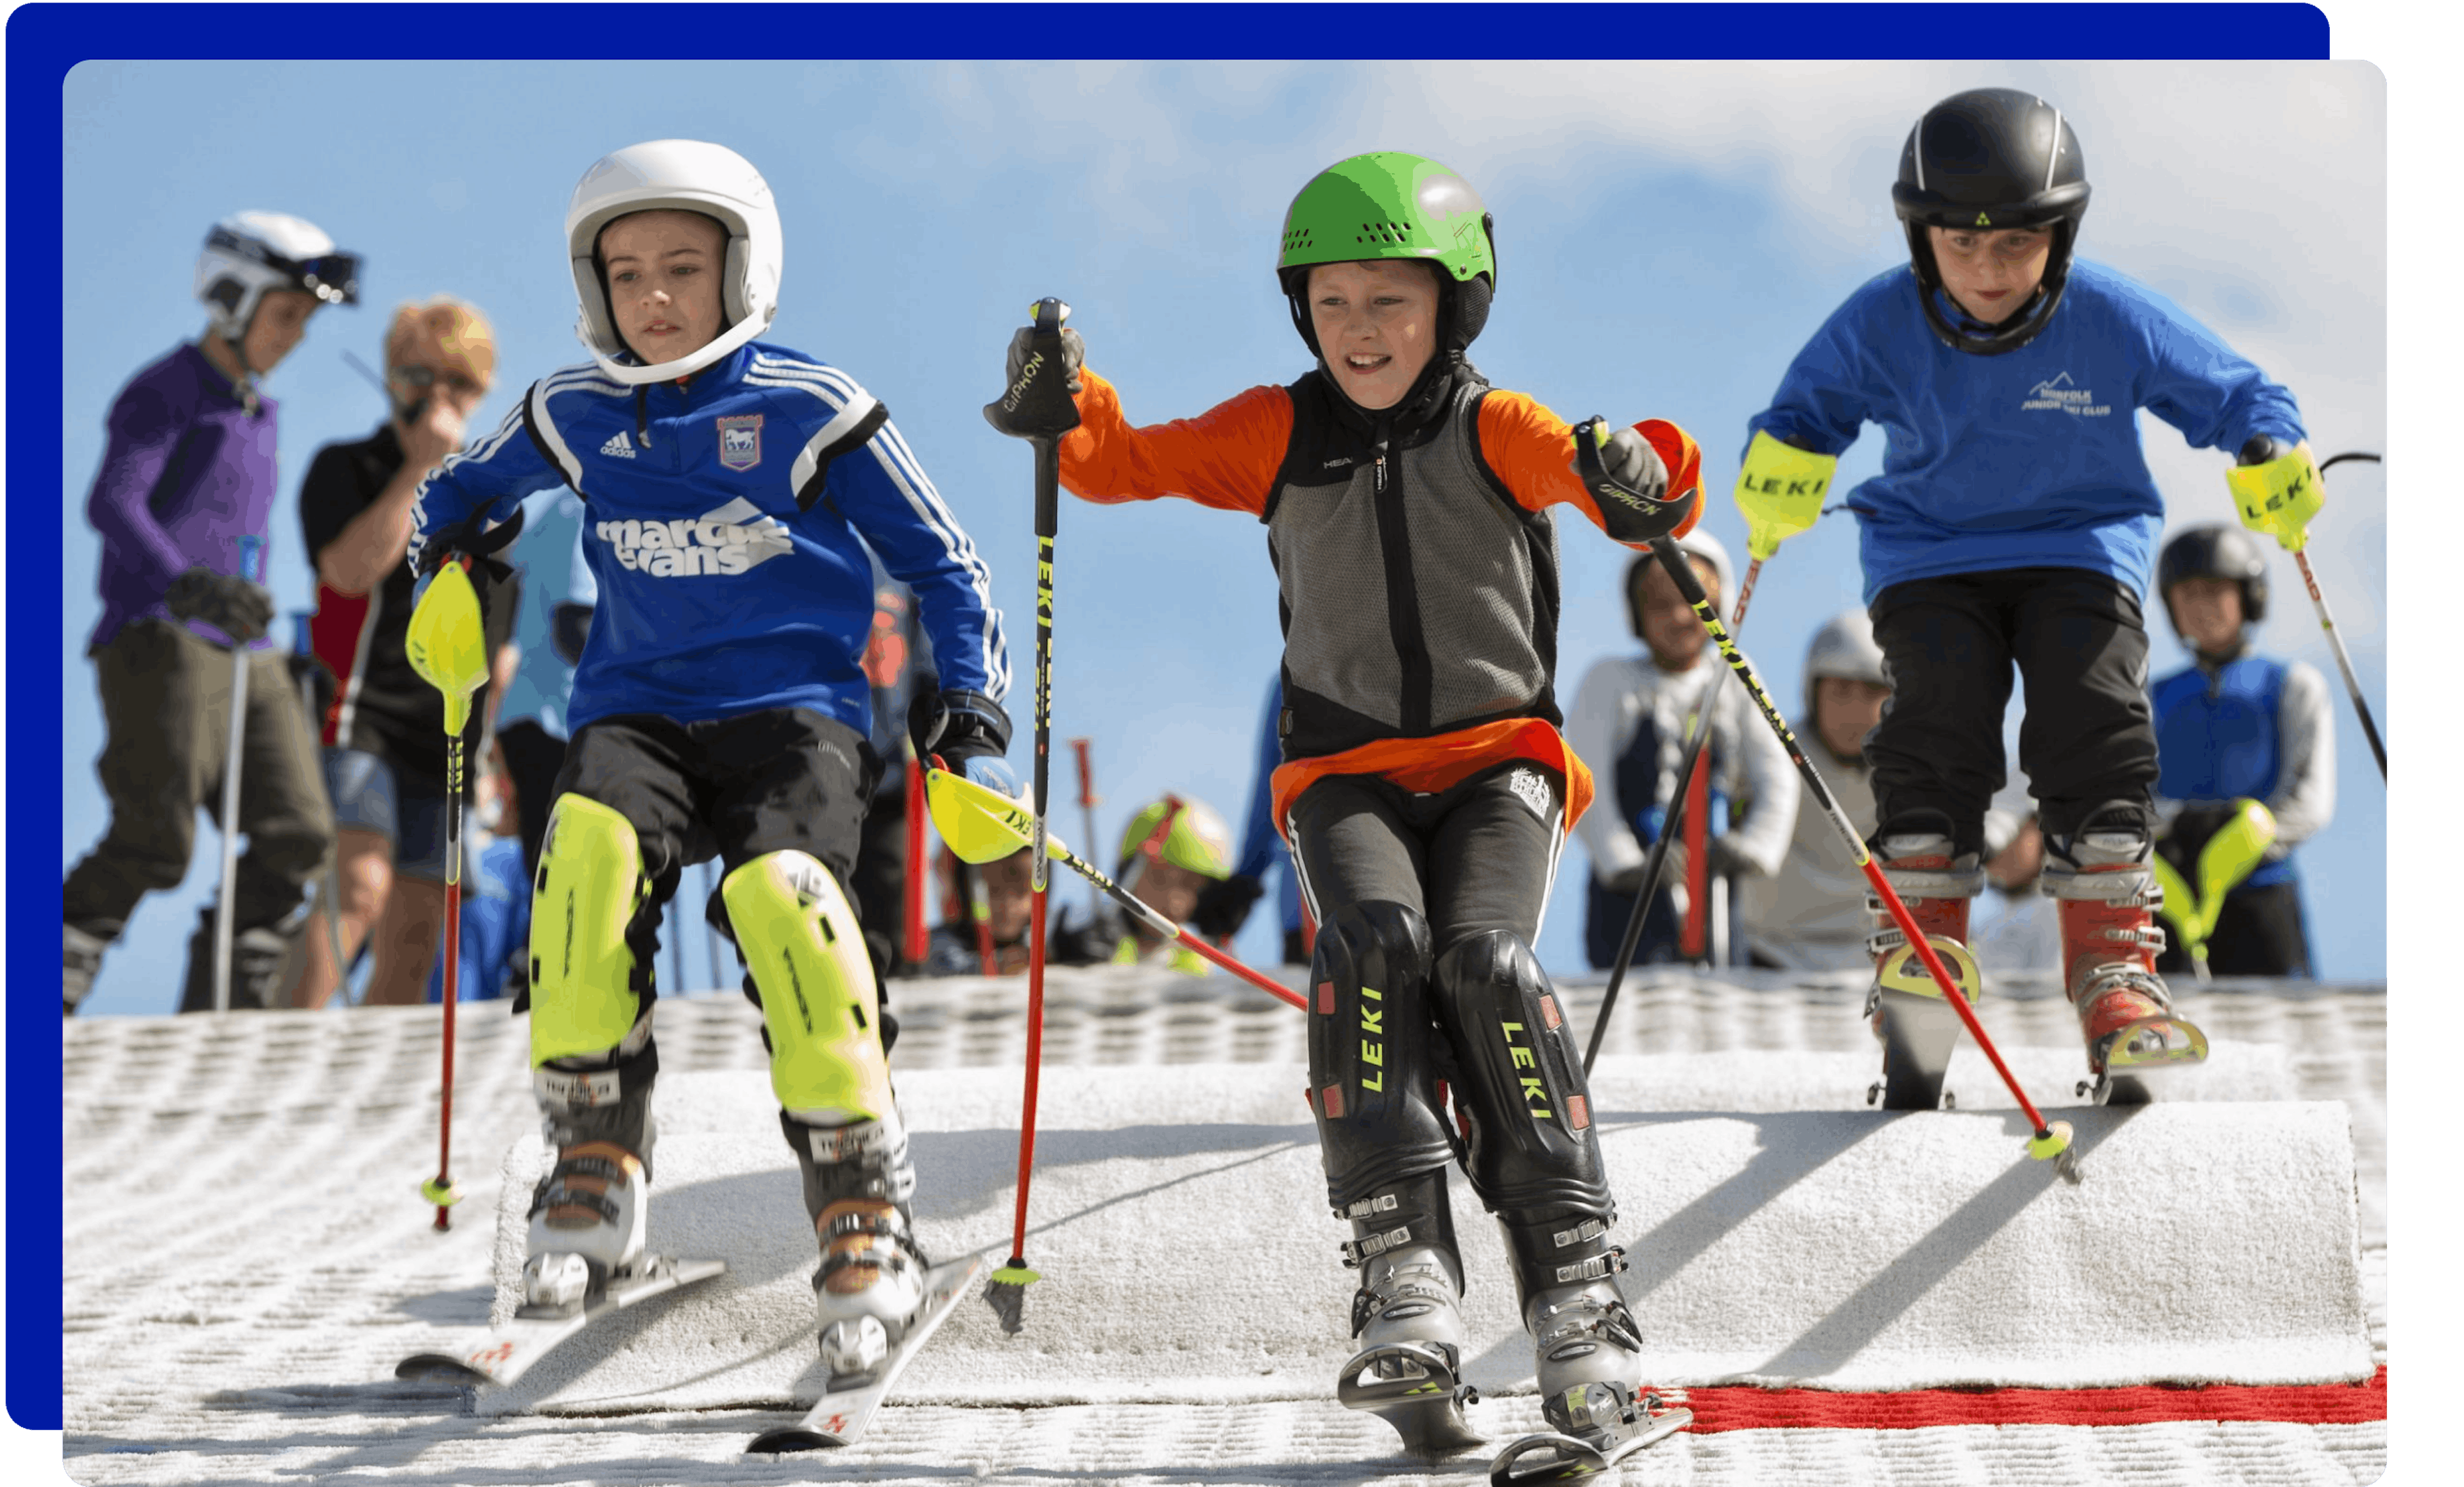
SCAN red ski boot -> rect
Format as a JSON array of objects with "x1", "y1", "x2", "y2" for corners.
[
  {"x1": 1863, "y1": 827, "x2": 1985, "y2": 1112},
  {"x1": 2044, "y1": 804, "x2": 2208, "y2": 1105}
]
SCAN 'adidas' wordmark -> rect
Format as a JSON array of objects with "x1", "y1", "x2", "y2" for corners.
[{"x1": 599, "y1": 429, "x2": 638, "y2": 459}]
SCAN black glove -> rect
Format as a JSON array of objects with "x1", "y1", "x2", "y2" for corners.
[
  {"x1": 1191, "y1": 873, "x2": 1265, "y2": 939},
  {"x1": 909, "y1": 684, "x2": 1016, "y2": 790},
  {"x1": 164, "y1": 566, "x2": 275, "y2": 644},
  {"x1": 982, "y1": 305, "x2": 1085, "y2": 440}
]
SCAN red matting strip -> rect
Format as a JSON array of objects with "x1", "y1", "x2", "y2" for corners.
[{"x1": 1678, "y1": 1366, "x2": 2386, "y2": 1432}]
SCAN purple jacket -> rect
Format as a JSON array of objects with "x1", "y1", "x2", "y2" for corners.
[{"x1": 85, "y1": 343, "x2": 281, "y2": 650}]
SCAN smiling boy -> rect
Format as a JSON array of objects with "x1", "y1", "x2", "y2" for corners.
[
  {"x1": 409, "y1": 140, "x2": 1013, "y2": 1378},
  {"x1": 1736, "y1": 89, "x2": 2320, "y2": 1105},
  {"x1": 988, "y1": 151, "x2": 1700, "y2": 1468}
]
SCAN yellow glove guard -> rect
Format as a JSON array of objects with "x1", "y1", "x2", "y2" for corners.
[
  {"x1": 1734, "y1": 430, "x2": 1838, "y2": 559},
  {"x1": 2225, "y1": 439, "x2": 2323, "y2": 553},
  {"x1": 2193, "y1": 799, "x2": 2279, "y2": 935},
  {"x1": 406, "y1": 560, "x2": 490, "y2": 735}
]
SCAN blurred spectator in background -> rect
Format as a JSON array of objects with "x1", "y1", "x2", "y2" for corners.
[
  {"x1": 64, "y1": 212, "x2": 354, "y2": 1015},
  {"x1": 2148, "y1": 525, "x2": 2333, "y2": 977},
  {"x1": 293, "y1": 295, "x2": 518, "y2": 1008},
  {"x1": 495, "y1": 489, "x2": 596, "y2": 884},
  {"x1": 1054, "y1": 795, "x2": 1236, "y2": 974},
  {"x1": 1970, "y1": 796, "x2": 2061, "y2": 973},
  {"x1": 849, "y1": 580, "x2": 928, "y2": 977},
  {"x1": 921, "y1": 843, "x2": 1036, "y2": 976},
  {"x1": 1742, "y1": 609, "x2": 1890, "y2": 971},
  {"x1": 1570, "y1": 531, "x2": 1795, "y2": 970}
]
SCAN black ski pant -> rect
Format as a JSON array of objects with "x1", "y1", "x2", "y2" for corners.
[
  {"x1": 1285, "y1": 762, "x2": 1562, "y2": 958},
  {"x1": 64, "y1": 619, "x2": 334, "y2": 942},
  {"x1": 1867, "y1": 567, "x2": 2158, "y2": 858}
]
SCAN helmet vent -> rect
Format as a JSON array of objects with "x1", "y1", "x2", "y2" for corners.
[
  {"x1": 1355, "y1": 220, "x2": 1414, "y2": 244},
  {"x1": 1282, "y1": 227, "x2": 1313, "y2": 253}
]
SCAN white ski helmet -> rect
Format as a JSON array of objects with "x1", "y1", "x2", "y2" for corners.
[
  {"x1": 566, "y1": 139, "x2": 782, "y2": 385},
  {"x1": 1623, "y1": 526, "x2": 1736, "y2": 638},
  {"x1": 1804, "y1": 607, "x2": 1888, "y2": 720},
  {"x1": 195, "y1": 212, "x2": 361, "y2": 340}
]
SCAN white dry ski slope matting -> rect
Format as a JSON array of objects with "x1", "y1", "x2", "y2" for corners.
[{"x1": 63, "y1": 967, "x2": 2390, "y2": 1485}]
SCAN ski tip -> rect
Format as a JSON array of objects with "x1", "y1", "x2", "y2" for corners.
[
  {"x1": 746, "y1": 1427, "x2": 837, "y2": 1454},
  {"x1": 394, "y1": 1354, "x2": 488, "y2": 1386}
]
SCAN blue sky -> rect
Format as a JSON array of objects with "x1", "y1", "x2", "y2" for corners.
[{"x1": 58, "y1": 57, "x2": 2386, "y2": 1012}]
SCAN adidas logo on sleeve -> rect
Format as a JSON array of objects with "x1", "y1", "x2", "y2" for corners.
[
  {"x1": 599, "y1": 429, "x2": 638, "y2": 459},
  {"x1": 597, "y1": 497, "x2": 793, "y2": 577}
]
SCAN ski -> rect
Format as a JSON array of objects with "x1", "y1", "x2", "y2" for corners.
[
  {"x1": 1489, "y1": 1387, "x2": 1692, "y2": 1484},
  {"x1": 394, "y1": 1254, "x2": 727, "y2": 1388},
  {"x1": 1864, "y1": 937, "x2": 1984, "y2": 1112},
  {"x1": 1338, "y1": 1340, "x2": 1485, "y2": 1457},
  {"x1": 745, "y1": 1253, "x2": 982, "y2": 1453}
]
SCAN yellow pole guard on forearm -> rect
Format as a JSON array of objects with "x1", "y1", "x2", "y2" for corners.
[
  {"x1": 2225, "y1": 439, "x2": 2324, "y2": 554},
  {"x1": 1734, "y1": 430, "x2": 1839, "y2": 560}
]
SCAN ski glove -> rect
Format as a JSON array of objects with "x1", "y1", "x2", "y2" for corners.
[
  {"x1": 910, "y1": 686, "x2": 1019, "y2": 797},
  {"x1": 2227, "y1": 436, "x2": 2324, "y2": 553},
  {"x1": 164, "y1": 566, "x2": 275, "y2": 644},
  {"x1": 1734, "y1": 430, "x2": 1838, "y2": 560},
  {"x1": 1190, "y1": 872, "x2": 1266, "y2": 938},
  {"x1": 982, "y1": 324, "x2": 1085, "y2": 440}
]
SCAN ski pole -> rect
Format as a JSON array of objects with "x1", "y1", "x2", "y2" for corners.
[
  {"x1": 1070, "y1": 736, "x2": 1102, "y2": 921},
  {"x1": 902, "y1": 747, "x2": 931, "y2": 965},
  {"x1": 926, "y1": 766, "x2": 1306, "y2": 1009},
  {"x1": 980, "y1": 296, "x2": 1080, "y2": 1330},
  {"x1": 2304, "y1": 452, "x2": 2387, "y2": 781},
  {"x1": 210, "y1": 536, "x2": 268, "y2": 1014},
  {"x1": 406, "y1": 557, "x2": 493, "y2": 1228},
  {"x1": 1582, "y1": 554, "x2": 1763, "y2": 1073},
  {"x1": 1573, "y1": 420, "x2": 2075, "y2": 1171}
]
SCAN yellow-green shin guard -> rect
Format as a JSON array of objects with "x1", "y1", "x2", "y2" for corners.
[
  {"x1": 529, "y1": 794, "x2": 653, "y2": 1070},
  {"x1": 723, "y1": 852, "x2": 896, "y2": 1123}
]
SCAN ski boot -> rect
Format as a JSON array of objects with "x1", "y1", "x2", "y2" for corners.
[
  {"x1": 1489, "y1": 1217, "x2": 1690, "y2": 1484},
  {"x1": 2046, "y1": 803, "x2": 2207, "y2": 1105},
  {"x1": 64, "y1": 923, "x2": 108, "y2": 1017},
  {"x1": 522, "y1": 1032, "x2": 658, "y2": 1318},
  {"x1": 788, "y1": 1107, "x2": 930, "y2": 1382},
  {"x1": 1863, "y1": 824, "x2": 1985, "y2": 1111},
  {"x1": 1334, "y1": 1171, "x2": 1482, "y2": 1457}
]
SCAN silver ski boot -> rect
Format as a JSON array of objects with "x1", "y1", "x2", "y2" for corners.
[
  {"x1": 522, "y1": 1023, "x2": 658, "y2": 1318},
  {"x1": 787, "y1": 1107, "x2": 929, "y2": 1382},
  {"x1": 1334, "y1": 1171, "x2": 1482, "y2": 1457},
  {"x1": 1489, "y1": 1217, "x2": 1690, "y2": 1485}
]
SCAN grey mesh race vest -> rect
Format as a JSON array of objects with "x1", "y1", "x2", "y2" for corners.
[{"x1": 1263, "y1": 370, "x2": 1562, "y2": 761}]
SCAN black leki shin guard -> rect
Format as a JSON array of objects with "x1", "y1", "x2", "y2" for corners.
[
  {"x1": 1306, "y1": 902, "x2": 1455, "y2": 1208},
  {"x1": 1428, "y1": 931, "x2": 1613, "y2": 1229}
]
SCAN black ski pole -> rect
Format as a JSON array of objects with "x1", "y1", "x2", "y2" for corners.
[
  {"x1": 2307, "y1": 452, "x2": 2387, "y2": 780},
  {"x1": 1582, "y1": 554, "x2": 1763, "y2": 1073},
  {"x1": 980, "y1": 297, "x2": 1079, "y2": 1331},
  {"x1": 1571, "y1": 420, "x2": 2075, "y2": 1173}
]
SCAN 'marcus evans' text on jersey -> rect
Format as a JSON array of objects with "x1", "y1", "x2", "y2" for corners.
[{"x1": 407, "y1": 343, "x2": 1007, "y2": 739}]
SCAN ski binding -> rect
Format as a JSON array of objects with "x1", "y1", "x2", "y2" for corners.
[
  {"x1": 745, "y1": 1253, "x2": 982, "y2": 1452},
  {"x1": 1489, "y1": 1385, "x2": 1691, "y2": 1484},
  {"x1": 395, "y1": 1253, "x2": 726, "y2": 1388}
]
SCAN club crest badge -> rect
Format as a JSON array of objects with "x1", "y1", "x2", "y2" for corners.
[{"x1": 717, "y1": 414, "x2": 764, "y2": 472}]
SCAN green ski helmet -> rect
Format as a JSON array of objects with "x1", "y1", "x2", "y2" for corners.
[
  {"x1": 1115, "y1": 795, "x2": 1235, "y2": 881},
  {"x1": 1276, "y1": 151, "x2": 1497, "y2": 361}
]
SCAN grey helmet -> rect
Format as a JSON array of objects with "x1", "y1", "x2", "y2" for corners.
[{"x1": 1804, "y1": 606, "x2": 1887, "y2": 726}]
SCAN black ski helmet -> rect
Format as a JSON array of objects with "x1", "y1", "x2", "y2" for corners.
[
  {"x1": 2157, "y1": 524, "x2": 2270, "y2": 627},
  {"x1": 1892, "y1": 89, "x2": 2090, "y2": 356}
]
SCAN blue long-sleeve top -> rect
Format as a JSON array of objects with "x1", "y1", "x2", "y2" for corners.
[
  {"x1": 1746, "y1": 260, "x2": 2306, "y2": 604},
  {"x1": 408, "y1": 342, "x2": 1007, "y2": 738}
]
